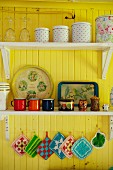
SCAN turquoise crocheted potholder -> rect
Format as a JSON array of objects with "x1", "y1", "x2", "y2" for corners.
[
  {"x1": 71, "y1": 137, "x2": 93, "y2": 160},
  {"x1": 49, "y1": 132, "x2": 66, "y2": 159}
]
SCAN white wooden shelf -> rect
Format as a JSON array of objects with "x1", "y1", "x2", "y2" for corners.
[
  {"x1": 1, "y1": 107, "x2": 113, "y2": 140},
  {"x1": 0, "y1": 42, "x2": 113, "y2": 80},
  {"x1": 0, "y1": 107, "x2": 113, "y2": 119}
]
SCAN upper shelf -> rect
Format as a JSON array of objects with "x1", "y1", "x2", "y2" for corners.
[
  {"x1": 0, "y1": 42, "x2": 113, "y2": 80},
  {"x1": 0, "y1": 42, "x2": 113, "y2": 50}
]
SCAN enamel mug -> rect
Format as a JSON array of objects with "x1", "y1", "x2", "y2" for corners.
[
  {"x1": 42, "y1": 99, "x2": 54, "y2": 111},
  {"x1": 11, "y1": 98, "x2": 26, "y2": 111},
  {"x1": 28, "y1": 98, "x2": 40, "y2": 111}
]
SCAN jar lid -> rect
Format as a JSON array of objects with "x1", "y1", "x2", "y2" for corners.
[
  {"x1": 35, "y1": 27, "x2": 49, "y2": 31},
  {"x1": 90, "y1": 96, "x2": 99, "y2": 100},
  {"x1": 58, "y1": 99, "x2": 74, "y2": 102},
  {"x1": 53, "y1": 25, "x2": 69, "y2": 29},
  {"x1": 95, "y1": 15, "x2": 113, "y2": 21},
  {"x1": 72, "y1": 22, "x2": 91, "y2": 26}
]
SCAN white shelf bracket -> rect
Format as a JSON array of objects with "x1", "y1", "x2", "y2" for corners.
[
  {"x1": 109, "y1": 115, "x2": 113, "y2": 140},
  {"x1": 102, "y1": 48, "x2": 113, "y2": 80},
  {"x1": 0, "y1": 113, "x2": 5, "y2": 120},
  {"x1": 1, "y1": 47, "x2": 10, "y2": 79},
  {"x1": 5, "y1": 115, "x2": 10, "y2": 140}
]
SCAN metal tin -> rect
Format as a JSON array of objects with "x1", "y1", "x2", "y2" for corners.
[
  {"x1": 95, "y1": 15, "x2": 113, "y2": 42},
  {"x1": 35, "y1": 27, "x2": 49, "y2": 42},
  {"x1": 72, "y1": 22, "x2": 92, "y2": 43},
  {"x1": 58, "y1": 99, "x2": 74, "y2": 111},
  {"x1": 53, "y1": 25, "x2": 69, "y2": 42}
]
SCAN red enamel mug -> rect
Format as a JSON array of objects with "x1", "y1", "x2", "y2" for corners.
[
  {"x1": 28, "y1": 98, "x2": 40, "y2": 111},
  {"x1": 11, "y1": 98, "x2": 26, "y2": 111}
]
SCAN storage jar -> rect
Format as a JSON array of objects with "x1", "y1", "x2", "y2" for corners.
[
  {"x1": 90, "y1": 96, "x2": 100, "y2": 111},
  {"x1": 35, "y1": 28, "x2": 49, "y2": 42},
  {"x1": 72, "y1": 22, "x2": 92, "y2": 43},
  {"x1": 53, "y1": 25, "x2": 69, "y2": 42},
  {"x1": 95, "y1": 15, "x2": 113, "y2": 42},
  {"x1": 0, "y1": 82, "x2": 10, "y2": 110}
]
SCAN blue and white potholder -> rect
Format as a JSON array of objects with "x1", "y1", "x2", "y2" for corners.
[
  {"x1": 49, "y1": 132, "x2": 66, "y2": 159},
  {"x1": 71, "y1": 137, "x2": 93, "y2": 160}
]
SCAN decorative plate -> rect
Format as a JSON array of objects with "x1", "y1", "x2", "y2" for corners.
[
  {"x1": 49, "y1": 132, "x2": 66, "y2": 159},
  {"x1": 71, "y1": 137, "x2": 93, "y2": 160},
  {"x1": 58, "y1": 81, "x2": 99, "y2": 106},
  {"x1": 11, "y1": 66, "x2": 53, "y2": 100}
]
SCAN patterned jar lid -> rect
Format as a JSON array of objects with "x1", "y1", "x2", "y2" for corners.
[
  {"x1": 35, "y1": 28, "x2": 49, "y2": 31},
  {"x1": 95, "y1": 15, "x2": 113, "y2": 21},
  {"x1": 53, "y1": 25, "x2": 69, "y2": 30},
  {"x1": 72, "y1": 22, "x2": 91, "y2": 26}
]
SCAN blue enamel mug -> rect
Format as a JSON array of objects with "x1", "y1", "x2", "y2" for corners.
[{"x1": 42, "y1": 99, "x2": 54, "y2": 111}]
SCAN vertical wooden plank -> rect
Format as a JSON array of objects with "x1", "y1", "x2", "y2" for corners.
[
  {"x1": 74, "y1": 10, "x2": 81, "y2": 80},
  {"x1": 0, "y1": 121, "x2": 3, "y2": 170},
  {"x1": 85, "y1": 116, "x2": 92, "y2": 170}
]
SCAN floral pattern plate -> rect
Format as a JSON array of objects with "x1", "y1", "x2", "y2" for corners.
[
  {"x1": 58, "y1": 81, "x2": 99, "y2": 106},
  {"x1": 11, "y1": 66, "x2": 53, "y2": 100}
]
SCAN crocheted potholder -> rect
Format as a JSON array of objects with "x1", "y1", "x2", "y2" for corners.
[
  {"x1": 91, "y1": 131, "x2": 106, "y2": 149},
  {"x1": 49, "y1": 132, "x2": 66, "y2": 159},
  {"x1": 71, "y1": 137, "x2": 93, "y2": 160},
  {"x1": 60, "y1": 135, "x2": 75, "y2": 158},
  {"x1": 25, "y1": 135, "x2": 42, "y2": 158},
  {"x1": 37, "y1": 132, "x2": 53, "y2": 160},
  {"x1": 11, "y1": 134, "x2": 29, "y2": 156}
]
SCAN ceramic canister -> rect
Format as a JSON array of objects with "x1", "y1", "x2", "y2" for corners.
[
  {"x1": 72, "y1": 22, "x2": 92, "y2": 43},
  {"x1": 28, "y1": 98, "x2": 40, "y2": 111},
  {"x1": 0, "y1": 82, "x2": 10, "y2": 110},
  {"x1": 35, "y1": 28, "x2": 49, "y2": 42},
  {"x1": 95, "y1": 15, "x2": 113, "y2": 42},
  {"x1": 58, "y1": 99, "x2": 74, "y2": 111},
  {"x1": 11, "y1": 98, "x2": 26, "y2": 111},
  {"x1": 90, "y1": 96, "x2": 100, "y2": 111},
  {"x1": 53, "y1": 25, "x2": 69, "y2": 42}
]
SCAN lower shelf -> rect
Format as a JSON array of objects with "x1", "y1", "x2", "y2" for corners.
[
  {"x1": 0, "y1": 107, "x2": 113, "y2": 118},
  {"x1": 1, "y1": 107, "x2": 113, "y2": 140}
]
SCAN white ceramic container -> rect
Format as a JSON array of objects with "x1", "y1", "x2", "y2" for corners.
[
  {"x1": 72, "y1": 22, "x2": 92, "y2": 43},
  {"x1": 35, "y1": 28, "x2": 49, "y2": 42},
  {"x1": 53, "y1": 25, "x2": 69, "y2": 42},
  {"x1": 0, "y1": 82, "x2": 10, "y2": 110},
  {"x1": 96, "y1": 15, "x2": 113, "y2": 42}
]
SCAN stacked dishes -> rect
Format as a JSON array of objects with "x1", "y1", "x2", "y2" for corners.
[{"x1": 0, "y1": 82, "x2": 10, "y2": 110}]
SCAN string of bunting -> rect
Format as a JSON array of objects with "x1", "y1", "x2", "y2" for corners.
[{"x1": 11, "y1": 130, "x2": 106, "y2": 160}]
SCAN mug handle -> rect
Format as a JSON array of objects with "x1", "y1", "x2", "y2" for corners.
[
  {"x1": 27, "y1": 101, "x2": 29, "y2": 107},
  {"x1": 11, "y1": 101, "x2": 14, "y2": 107}
]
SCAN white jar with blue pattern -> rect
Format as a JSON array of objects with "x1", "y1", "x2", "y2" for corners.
[{"x1": 72, "y1": 22, "x2": 92, "y2": 43}]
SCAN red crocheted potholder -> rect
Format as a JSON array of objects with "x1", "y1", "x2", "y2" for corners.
[
  {"x1": 60, "y1": 135, "x2": 75, "y2": 158},
  {"x1": 11, "y1": 134, "x2": 29, "y2": 156},
  {"x1": 37, "y1": 132, "x2": 53, "y2": 160}
]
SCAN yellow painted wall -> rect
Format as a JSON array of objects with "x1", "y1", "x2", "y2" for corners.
[{"x1": 0, "y1": 1, "x2": 113, "y2": 170}]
